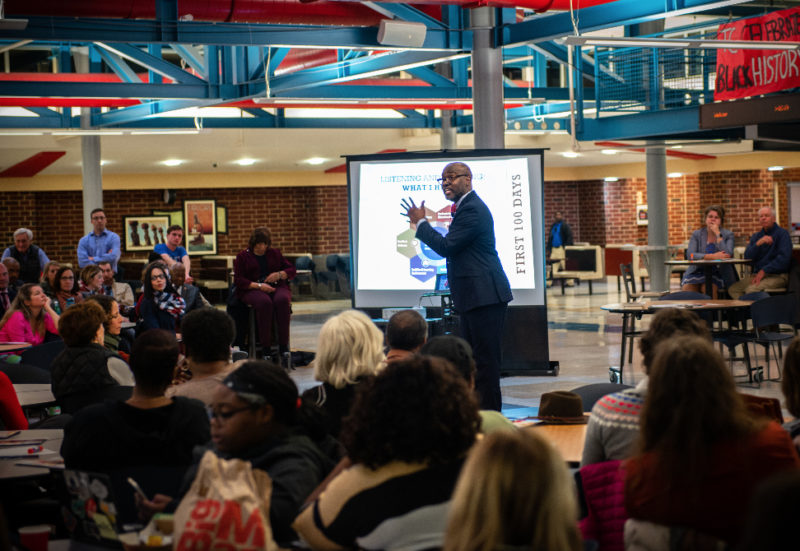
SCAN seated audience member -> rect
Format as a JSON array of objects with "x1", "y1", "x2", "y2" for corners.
[
  {"x1": 79, "y1": 264, "x2": 104, "y2": 297},
  {"x1": 385, "y1": 309, "x2": 427, "y2": 363},
  {"x1": 50, "y1": 266, "x2": 83, "y2": 315},
  {"x1": 681, "y1": 205, "x2": 736, "y2": 297},
  {"x1": 0, "y1": 283, "x2": 59, "y2": 345},
  {"x1": 98, "y1": 260, "x2": 134, "y2": 313},
  {"x1": 155, "y1": 225, "x2": 192, "y2": 282},
  {"x1": 582, "y1": 308, "x2": 710, "y2": 466},
  {"x1": 143, "y1": 361, "x2": 335, "y2": 547},
  {"x1": 233, "y1": 227, "x2": 295, "y2": 364},
  {"x1": 170, "y1": 262, "x2": 209, "y2": 313},
  {"x1": 39, "y1": 260, "x2": 61, "y2": 297},
  {"x1": 166, "y1": 307, "x2": 237, "y2": 405},
  {"x1": 86, "y1": 294, "x2": 130, "y2": 361},
  {"x1": 0, "y1": 263, "x2": 16, "y2": 320},
  {"x1": 1, "y1": 228, "x2": 49, "y2": 284},
  {"x1": 737, "y1": 470, "x2": 800, "y2": 551},
  {"x1": 444, "y1": 430, "x2": 582, "y2": 551},
  {"x1": 624, "y1": 335, "x2": 800, "y2": 546},
  {"x1": 294, "y1": 356, "x2": 480, "y2": 551},
  {"x1": 729, "y1": 206, "x2": 792, "y2": 298},
  {"x1": 2, "y1": 258, "x2": 22, "y2": 290},
  {"x1": 303, "y1": 309, "x2": 384, "y2": 439},
  {"x1": 782, "y1": 337, "x2": 800, "y2": 451},
  {"x1": 61, "y1": 329, "x2": 209, "y2": 471},
  {"x1": 420, "y1": 335, "x2": 515, "y2": 434},
  {"x1": 137, "y1": 262, "x2": 184, "y2": 334},
  {"x1": 0, "y1": 371, "x2": 28, "y2": 430},
  {"x1": 50, "y1": 301, "x2": 134, "y2": 414}
]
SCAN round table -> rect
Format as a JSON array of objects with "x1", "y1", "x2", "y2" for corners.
[{"x1": 664, "y1": 258, "x2": 751, "y2": 294}]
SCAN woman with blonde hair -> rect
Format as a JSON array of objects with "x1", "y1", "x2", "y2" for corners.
[
  {"x1": 303, "y1": 309, "x2": 384, "y2": 438},
  {"x1": 39, "y1": 260, "x2": 61, "y2": 296},
  {"x1": 444, "y1": 429, "x2": 582, "y2": 551}
]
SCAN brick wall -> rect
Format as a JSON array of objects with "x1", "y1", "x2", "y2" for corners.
[
  {"x1": 0, "y1": 186, "x2": 351, "y2": 266},
  {"x1": 2, "y1": 169, "x2": 796, "y2": 269}
]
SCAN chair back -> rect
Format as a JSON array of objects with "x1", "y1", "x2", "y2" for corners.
[
  {"x1": 295, "y1": 256, "x2": 315, "y2": 271},
  {"x1": 570, "y1": 383, "x2": 633, "y2": 412},
  {"x1": 659, "y1": 291, "x2": 710, "y2": 300},
  {"x1": 751, "y1": 294, "x2": 799, "y2": 335},
  {"x1": 620, "y1": 263, "x2": 637, "y2": 302},
  {"x1": 20, "y1": 340, "x2": 66, "y2": 372}
]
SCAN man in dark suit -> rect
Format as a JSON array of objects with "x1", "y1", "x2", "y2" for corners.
[
  {"x1": 0, "y1": 262, "x2": 17, "y2": 319},
  {"x1": 170, "y1": 262, "x2": 210, "y2": 313},
  {"x1": 403, "y1": 161, "x2": 512, "y2": 411}
]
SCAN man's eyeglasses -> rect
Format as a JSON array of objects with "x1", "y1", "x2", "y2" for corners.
[
  {"x1": 150, "y1": 274, "x2": 166, "y2": 281},
  {"x1": 436, "y1": 173, "x2": 469, "y2": 184},
  {"x1": 206, "y1": 405, "x2": 254, "y2": 422}
]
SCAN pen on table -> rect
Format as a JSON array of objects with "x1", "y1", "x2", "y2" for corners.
[{"x1": 26, "y1": 446, "x2": 43, "y2": 454}]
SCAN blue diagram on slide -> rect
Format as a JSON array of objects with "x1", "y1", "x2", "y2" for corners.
[{"x1": 396, "y1": 204, "x2": 452, "y2": 283}]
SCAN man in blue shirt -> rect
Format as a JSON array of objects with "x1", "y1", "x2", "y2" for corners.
[
  {"x1": 728, "y1": 206, "x2": 792, "y2": 298},
  {"x1": 155, "y1": 225, "x2": 192, "y2": 283},
  {"x1": 2, "y1": 228, "x2": 49, "y2": 283},
  {"x1": 77, "y1": 208, "x2": 121, "y2": 273},
  {"x1": 546, "y1": 211, "x2": 574, "y2": 287}
]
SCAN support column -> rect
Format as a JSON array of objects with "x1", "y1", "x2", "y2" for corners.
[
  {"x1": 75, "y1": 49, "x2": 103, "y2": 234},
  {"x1": 471, "y1": 7, "x2": 504, "y2": 149},
  {"x1": 437, "y1": 62, "x2": 457, "y2": 150},
  {"x1": 646, "y1": 142, "x2": 669, "y2": 292}
]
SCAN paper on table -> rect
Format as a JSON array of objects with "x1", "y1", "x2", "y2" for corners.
[
  {"x1": 0, "y1": 446, "x2": 55, "y2": 458},
  {"x1": 15, "y1": 457, "x2": 65, "y2": 470},
  {"x1": 0, "y1": 439, "x2": 46, "y2": 448}
]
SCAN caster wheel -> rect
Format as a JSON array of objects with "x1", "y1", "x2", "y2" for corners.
[{"x1": 609, "y1": 368, "x2": 620, "y2": 383}]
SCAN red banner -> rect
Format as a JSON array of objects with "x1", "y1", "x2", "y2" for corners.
[{"x1": 715, "y1": 6, "x2": 800, "y2": 101}]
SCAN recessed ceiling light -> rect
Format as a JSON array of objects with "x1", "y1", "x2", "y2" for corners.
[
  {"x1": 768, "y1": 166, "x2": 784, "y2": 171},
  {"x1": 601, "y1": 149, "x2": 618, "y2": 155},
  {"x1": 304, "y1": 157, "x2": 327, "y2": 165},
  {"x1": 234, "y1": 158, "x2": 258, "y2": 166},
  {"x1": 162, "y1": 159, "x2": 183, "y2": 167},
  {"x1": 561, "y1": 152, "x2": 580, "y2": 158},
  {"x1": 668, "y1": 172, "x2": 682, "y2": 178},
  {"x1": 670, "y1": 145, "x2": 683, "y2": 149},
  {"x1": 604, "y1": 177, "x2": 619, "y2": 182}
]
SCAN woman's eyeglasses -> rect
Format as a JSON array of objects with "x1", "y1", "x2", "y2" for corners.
[
  {"x1": 150, "y1": 274, "x2": 166, "y2": 281},
  {"x1": 205, "y1": 405, "x2": 254, "y2": 422}
]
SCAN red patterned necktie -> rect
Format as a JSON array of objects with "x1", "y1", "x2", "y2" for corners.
[
  {"x1": 0, "y1": 290, "x2": 8, "y2": 309},
  {"x1": 450, "y1": 203, "x2": 457, "y2": 216}
]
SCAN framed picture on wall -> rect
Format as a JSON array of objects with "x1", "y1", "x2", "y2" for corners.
[
  {"x1": 151, "y1": 209, "x2": 183, "y2": 229},
  {"x1": 636, "y1": 204, "x2": 648, "y2": 226},
  {"x1": 123, "y1": 216, "x2": 171, "y2": 252},
  {"x1": 216, "y1": 206, "x2": 228, "y2": 234},
  {"x1": 183, "y1": 199, "x2": 217, "y2": 255}
]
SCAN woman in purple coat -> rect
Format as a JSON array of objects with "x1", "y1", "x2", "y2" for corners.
[{"x1": 233, "y1": 227, "x2": 295, "y2": 364}]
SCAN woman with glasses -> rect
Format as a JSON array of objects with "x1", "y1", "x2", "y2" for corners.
[
  {"x1": 139, "y1": 360, "x2": 336, "y2": 547},
  {"x1": 79, "y1": 264, "x2": 105, "y2": 298},
  {"x1": 137, "y1": 261, "x2": 185, "y2": 334},
  {"x1": 61, "y1": 328, "x2": 208, "y2": 472},
  {"x1": 51, "y1": 266, "x2": 83, "y2": 315}
]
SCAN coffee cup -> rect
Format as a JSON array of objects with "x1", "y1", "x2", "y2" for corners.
[{"x1": 18, "y1": 525, "x2": 51, "y2": 551}]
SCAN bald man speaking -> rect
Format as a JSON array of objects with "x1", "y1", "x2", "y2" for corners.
[{"x1": 402, "y1": 161, "x2": 512, "y2": 411}]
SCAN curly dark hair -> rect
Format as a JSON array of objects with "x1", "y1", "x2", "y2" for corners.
[{"x1": 341, "y1": 355, "x2": 479, "y2": 469}]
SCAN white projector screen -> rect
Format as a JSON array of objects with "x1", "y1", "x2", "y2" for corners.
[{"x1": 347, "y1": 150, "x2": 546, "y2": 309}]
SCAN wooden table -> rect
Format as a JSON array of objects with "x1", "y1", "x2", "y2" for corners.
[
  {"x1": 0, "y1": 429, "x2": 63, "y2": 479},
  {"x1": 526, "y1": 423, "x2": 587, "y2": 465},
  {"x1": 13, "y1": 384, "x2": 55, "y2": 408},
  {"x1": 664, "y1": 258, "x2": 751, "y2": 294},
  {"x1": 0, "y1": 342, "x2": 31, "y2": 353}
]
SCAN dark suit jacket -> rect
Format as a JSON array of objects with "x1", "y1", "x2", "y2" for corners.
[
  {"x1": 0, "y1": 287, "x2": 17, "y2": 319},
  {"x1": 415, "y1": 191, "x2": 512, "y2": 313},
  {"x1": 178, "y1": 284, "x2": 205, "y2": 313}
]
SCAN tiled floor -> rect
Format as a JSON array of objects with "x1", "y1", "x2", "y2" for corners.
[{"x1": 285, "y1": 277, "x2": 787, "y2": 417}]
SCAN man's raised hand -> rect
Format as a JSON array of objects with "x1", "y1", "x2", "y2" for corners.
[{"x1": 401, "y1": 197, "x2": 426, "y2": 224}]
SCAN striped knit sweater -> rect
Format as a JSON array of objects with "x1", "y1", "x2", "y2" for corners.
[{"x1": 581, "y1": 378, "x2": 648, "y2": 466}]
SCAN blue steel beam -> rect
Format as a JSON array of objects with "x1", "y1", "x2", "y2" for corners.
[
  {"x1": 503, "y1": 0, "x2": 752, "y2": 46},
  {"x1": 94, "y1": 46, "x2": 140, "y2": 84},
  {"x1": 22, "y1": 107, "x2": 60, "y2": 118},
  {"x1": 170, "y1": 44, "x2": 207, "y2": 79},
  {"x1": 406, "y1": 66, "x2": 455, "y2": 87},
  {"x1": 92, "y1": 100, "x2": 218, "y2": 126},
  {"x1": 4, "y1": 17, "x2": 466, "y2": 50},
  {"x1": 269, "y1": 51, "x2": 468, "y2": 95},
  {"x1": 577, "y1": 108, "x2": 702, "y2": 140},
  {"x1": 94, "y1": 43, "x2": 205, "y2": 85}
]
